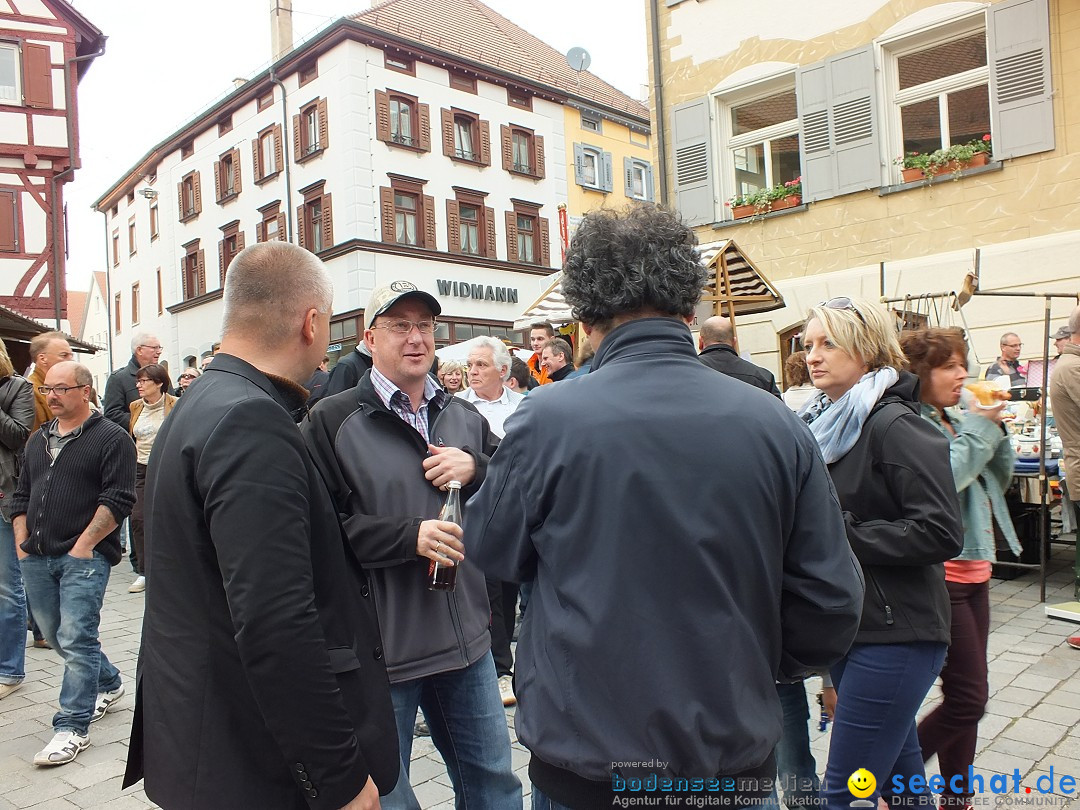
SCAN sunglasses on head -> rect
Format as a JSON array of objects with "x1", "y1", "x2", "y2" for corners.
[{"x1": 821, "y1": 297, "x2": 867, "y2": 325}]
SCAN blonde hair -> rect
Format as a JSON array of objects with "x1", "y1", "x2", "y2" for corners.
[
  {"x1": 805, "y1": 298, "x2": 906, "y2": 373},
  {"x1": 0, "y1": 339, "x2": 14, "y2": 378},
  {"x1": 438, "y1": 360, "x2": 466, "y2": 393}
]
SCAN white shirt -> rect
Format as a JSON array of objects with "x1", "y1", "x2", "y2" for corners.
[{"x1": 456, "y1": 386, "x2": 524, "y2": 438}]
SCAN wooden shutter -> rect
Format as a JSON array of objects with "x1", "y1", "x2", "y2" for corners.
[
  {"x1": 292, "y1": 114, "x2": 302, "y2": 161},
  {"x1": 623, "y1": 156, "x2": 634, "y2": 195},
  {"x1": 441, "y1": 109, "x2": 455, "y2": 157},
  {"x1": 176, "y1": 182, "x2": 185, "y2": 220},
  {"x1": 22, "y1": 43, "x2": 52, "y2": 108},
  {"x1": 479, "y1": 120, "x2": 491, "y2": 166},
  {"x1": 988, "y1": 0, "x2": 1054, "y2": 160},
  {"x1": 539, "y1": 217, "x2": 550, "y2": 267},
  {"x1": 379, "y1": 187, "x2": 395, "y2": 242},
  {"x1": 375, "y1": 90, "x2": 391, "y2": 143},
  {"x1": 213, "y1": 160, "x2": 222, "y2": 203},
  {"x1": 534, "y1": 135, "x2": 546, "y2": 179},
  {"x1": 574, "y1": 144, "x2": 586, "y2": 185},
  {"x1": 180, "y1": 257, "x2": 188, "y2": 299},
  {"x1": 273, "y1": 124, "x2": 284, "y2": 173},
  {"x1": 0, "y1": 191, "x2": 15, "y2": 252},
  {"x1": 193, "y1": 172, "x2": 202, "y2": 214},
  {"x1": 317, "y1": 98, "x2": 329, "y2": 151},
  {"x1": 484, "y1": 206, "x2": 496, "y2": 258},
  {"x1": 671, "y1": 98, "x2": 714, "y2": 224},
  {"x1": 296, "y1": 204, "x2": 306, "y2": 250},
  {"x1": 501, "y1": 125, "x2": 512, "y2": 171},
  {"x1": 251, "y1": 137, "x2": 261, "y2": 181},
  {"x1": 232, "y1": 148, "x2": 242, "y2": 194},
  {"x1": 256, "y1": 220, "x2": 265, "y2": 242},
  {"x1": 505, "y1": 211, "x2": 517, "y2": 260},
  {"x1": 446, "y1": 199, "x2": 460, "y2": 253},
  {"x1": 601, "y1": 151, "x2": 613, "y2": 192},
  {"x1": 218, "y1": 240, "x2": 225, "y2": 284},
  {"x1": 422, "y1": 194, "x2": 436, "y2": 249},
  {"x1": 321, "y1": 194, "x2": 333, "y2": 248},
  {"x1": 418, "y1": 104, "x2": 431, "y2": 152},
  {"x1": 645, "y1": 165, "x2": 655, "y2": 202},
  {"x1": 237, "y1": 230, "x2": 246, "y2": 252},
  {"x1": 276, "y1": 212, "x2": 286, "y2": 240},
  {"x1": 196, "y1": 249, "x2": 206, "y2": 296}
]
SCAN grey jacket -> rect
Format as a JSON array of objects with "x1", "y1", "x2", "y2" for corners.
[
  {"x1": 0, "y1": 375, "x2": 33, "y2": 520},
  {"x1": 302, "y1": 372, "x2": 497, "y2": 683}
]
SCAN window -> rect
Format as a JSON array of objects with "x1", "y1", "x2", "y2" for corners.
[
  {"x1": 257, "y1": 89, "x2": 274, "y2": 111},
  {"x1": 458, "y1": 204, "x2": 480, "y2": 254},
  {"x1": 150, "y1": 203, "x2": 158, "y2": 240},
  {"x1": 722, "y1": 85, "x2": 801, "y2": 217},
  {"x1": 297, "y1": 182, "x2": 333, "y2": 253},
  {"x1": 127, "y1": 190, "x2": 135, "y2": 205},
  {"x1": 448, "y1": 70, "x2": 476, "y2": 93},
  {"x1": 447, "y1": 189, "x2": 493, "y2": 258},
  {"x1": 512, "y1": 131, "x2": 531, "y2": 173},
  {"x1": 454, "y1": 114, "x2": 476, "y2": 160},
  {"x1": 515, "y1": 213, "x2": 535, "y2": 263},
  {"x1": 298, "y1": 59, "x2": 318, "y2": 87},
  {"x1": 181, "y1": 140, "x2": 194, "y2": 160},
  {"x1": 502, "y1": 125, "x2": 545, "y2": 179},
  {"x1": 0, "y1": 189, "x2": 19, "y2": 252},
  {"x1": 109, "y1": 204, "x2": 117, "y2": 218},
  {"x1": 507, "y1": 88, "x2": 532, "y2": 110},
  {"x1": 0, "y1": 41, "x2": 51, "y2": 107},
  {"x1": 178, "y1": 171, "x2": 201, "y2": 222},
  {"x1": 253, "y1": 124, "x2": 283, "y2": 183},
  {"x1": 258, "y1": 201, "x2": 285, "y2": 242},
  {"x1": 379, "y1": 176, "x2": 434, "y2": 249},
  {"x1": 375, "y1": 90, "x2": 430, "y2": 152},
  {"x1": 219, "y1": 221, "x2": 244, "y2": 284},
  {"x1": 624, "y1": 158, "x2": 655, "y2": 201},
  {"x1": 181, "y1": 239, "x2": 205, "y2": 300},
  {"x1": 131, "y1": 283, "x2": 140, "y2": 326},
  {"x1": 574, "y1": 144, "x2": 612, "y2": 191},
  {"x1": 385, "y1": 52, "x2": 414, "y2": 76},
  {"x1": 440, "y1": 108, "x2": 490, "y2": 164},
  {"x1": 156, "y1": 269, "x2": 163, "y2": 315},
  {"x1": 294, "y1": 99, "x2": 329, "y2": 161},
  {"x1": 0, "y1": 44, "x2": 19, "y2": 103},
  {"x1": 128, "y1": 217, "x2": 136, "y2": 255},
  {"x1": 505, "y1": 201, "x2": 549, "y2": 266},
  {"x1": 114, "y1": 293, "x2": 121, "y2": 334},
  {"x1": 112, "y1": 229, "x2": 119, "y2": 266},
  {"x1": 581, "y1": 112, "x2": 602, "y2": 133},
  {"x1": 217, "y1": 115, "x2": 232, "y2": 136},
  {"x1": 215, "y1": 148, "x2": 241, "y2": 202}
]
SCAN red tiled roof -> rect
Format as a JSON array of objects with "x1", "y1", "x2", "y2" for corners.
[
  {"x1": 92, "y1": 271, "x2": 108, "y2": 300},
  {"x1": 352, "y1": 0, "x2": 649, "y2": 121},
  {"x1": 66, "y1": 290, "x2": 87, "y2": 340}
]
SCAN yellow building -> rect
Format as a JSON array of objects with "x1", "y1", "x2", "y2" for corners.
[{"x1": 648, "y1": 0, "x2": 1075, "y2": 383}]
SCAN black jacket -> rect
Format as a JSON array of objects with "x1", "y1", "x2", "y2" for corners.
[
  {"x1": 699, "y1": 343, "x2": 781, "y2": 397},
  {"x1": 103, "y1": 355, "x2": 140, "y2": 430},
  {"x1": 468, "y1": 317, "x2": 863, "y2": 794},
  {"x1": 324, "y1": 347, "x2": 373, "y2": 397},
  {"x1": 826, "y1": 372, "x2": 963, "y2": 645},
  {"x1": 124, "y1": 354, "x2": 398, "y2": 809}
]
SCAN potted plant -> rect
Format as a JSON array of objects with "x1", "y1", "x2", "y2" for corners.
[
  {"x1": 726, "y1": 176, "x2": 803, "y2": 219},
  {"x1": 726, "y1": 190, "x2": 767, "y2": 220},
  {"x1": 895, "y1": 135, "x2": 992, "y2": 183},
  {"x1": 768, "y1": 176, "x2": 802, "y2": 211}
]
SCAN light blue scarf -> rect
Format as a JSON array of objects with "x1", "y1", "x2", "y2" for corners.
[{"x1": 799, "y1": 367, "x2": 899, "y2": 464}]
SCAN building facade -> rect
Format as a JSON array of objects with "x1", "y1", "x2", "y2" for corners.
[
  {"x1": 94, "y1": 0, "x2": 648, "y2": 374},
  {"x1": 651, "y1": 0, "x2": 1073, "y2": 382},
  {"x1": 0, "y1": 0, "x2": 103, "y2": 325}
]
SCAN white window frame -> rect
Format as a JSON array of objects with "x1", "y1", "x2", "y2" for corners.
[
  {"x1": 580, "y1": 145, "x2": 602, "y2": 189},
  {"x1": 0, "y1": 43, "x2": 19, "y2": 105},
  {"x1": 628, "y1": 161, "x2": 648, "y2": 200},
  {"x1": 878, "y1": 12, "x2": 989, "y2": 183},
  {"x1": 581, "y1": 112, "x2": 602, "y2": 133},
  {"x1": 714, "y1": 74, "x2": 800, "y2": 218}
]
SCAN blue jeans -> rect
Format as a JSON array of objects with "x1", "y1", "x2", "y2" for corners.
[
  {"x1": 382, "y1": 652, "x2": 521, "y2": 810},
  {"x1": 0, "y1": 519, "x2": 25, "y2": 685},
  {"x1": 775, "y1": 681, "x2": 819, "y2": 809},
  {"x1": 822, "y1": 642, "x2": 947, "y2": 810},
  {"x1": 19, "y1": 552, "x2": 122, "y2": 735}
]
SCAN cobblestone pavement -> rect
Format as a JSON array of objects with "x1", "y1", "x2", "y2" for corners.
[{"x1": 5, "y1": 548, "x2": 1080, "y2": 809}]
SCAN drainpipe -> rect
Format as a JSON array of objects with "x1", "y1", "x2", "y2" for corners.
[
  {"x1": 51, "y1": 41, "x2": 107, "y2": 329},
  {"x1": 649, "y1": 0, "x2": 669, "y2": 207},
  {"x1": 101, "y1": 212, "x2": 113, "y2": 367},
  {"x1": 269, "y1": 68, "x2": 295, "y2": 241}
]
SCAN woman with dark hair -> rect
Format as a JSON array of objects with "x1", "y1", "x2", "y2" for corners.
[
  {"x1": 782, "y1": 350, "x2": 815, "y2": 412},
  {"x1": 902, "y1": 327, "x2": 1019, "y2": 809},
  {"x1": 799, "y1": 299, "x2": 963, "y2": 810},
  {"x1": 127, "y1": 363, "x2": 176, "y2": 593}
]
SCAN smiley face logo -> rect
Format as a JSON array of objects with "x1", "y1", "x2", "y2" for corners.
[{"x1": 847, "y1": 768, "x2": 876, "y2": 798}]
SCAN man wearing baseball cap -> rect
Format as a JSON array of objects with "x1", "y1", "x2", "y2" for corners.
[{"x1": 303, "y1": 282, "x2": 520, "y2": 809}]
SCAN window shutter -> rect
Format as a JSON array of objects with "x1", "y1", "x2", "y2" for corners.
[
  {"x1": 418, "y1": 104, "x2": 431, "y2": 152},
  {"x1": 232, "y1": 148, "x2": 242, "y2": 194},
  {"x1": 213, "y1": 160, "x2": 222, "y2": 203},
  {"x1": 988, "y1": 0, "x2": 1054, "y2": 160},
  {"x1": 321, "y1": 193, "x2": 333, "y2": 248},
  {"x1": 379, "y1": 187, "x2": 395, "y2": 243},
  {"x1": 292, "y1": 114, "x2": 302, "y2": 161},
  {"x1": 601, "y1": 151, "x2": 614, "y2": 192},
  {"x1": 256, "y1": 220, "x2": 265, "y2": 243},
  {"x1": 237, "y1": 230, "x2": 246, "y2": 252},
  {"x1": 539, "y1": 217, "x2": 550, "y2": 267},
  {"x1": 623, "y1": 156, "x2": 634, "y2": 195},
  {"x1": 218, "y1": 240, "x2": 225, "y2": 284},
  {"x1": 423, "y1": 194, "x2": 436, "y2": 249},
  {"x1": 574, "y1": 144, "x2": 586, "y2": 185},
  {"x1": 193, "y1": 172, "x2": 202, "y2": 214},
  {"x1": 276, "y1": 212, "x2": 286, "y2": 240},
  {"x1": 446, "y1": 199, "x2": 460, "y2": 254},
  {"x1": 479, "y1": 120, "x2": 491, "y2": 166},
  {"x1": 22, "y1": 43, "x2": 52, "y2": 108},
  {"x1": 181, "y1": 257, "x2": 188, "y2": 300},
  {"x1": 484, "y1": 206, "x2": 496, "y2": 258},
  {"x1": 645, "y1": 165, "x2": 655, "y2": 202},
  {"x1": 535, "y1": 135, "x2": 546, "y2": 179},
  {"x1": 375, "y1": 90, "x2": 391, "y2": 143},
  {"x1": 296, "y1": 204, "x2": 306, "y2": 249},
  {"x1": 251, "y1": 137, "x2": 261, "y2": 180},
  {"x1": 196, "y1": 249, "x2": 206, "y2": 296},
  {"x1": 274, "y1": 124, "x2": 284, "y2": 172},
  {"x1": 177, "y1": 182, "x2": 184, "y2": 220},
  {"x1": 0, "y1": 191, "x2": 15, "y2": 252},
  {"x1": 505, "y1": 211, "x2": 517, "y2": 260},
  {"x1": 317, "y1": 98, "x2": 329, "y2": 151},
  {"x1": 671, "y1": 98, "x2": 715, "y2": 225},
  {"x1": 501, "y1": 125, "x2": 512, "y2": 171},
  {"x1": 441, "y1": 109, "x2": 455, "y2": 157}
]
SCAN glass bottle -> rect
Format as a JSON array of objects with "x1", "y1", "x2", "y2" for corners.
[{"x1": 427, "y1": 481, "x2": 462, "y2": 592}]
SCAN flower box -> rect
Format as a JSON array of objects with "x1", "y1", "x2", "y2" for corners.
[
  {"x1": 769, "y1": 194, "x2": 801, "y2": 211},
  {"x1": 731, "y1": 203, "x2": 757, "y2": 219}
]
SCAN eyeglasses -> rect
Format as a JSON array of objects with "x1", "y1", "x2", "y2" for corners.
[
  {"x1": 372, "y1": 319, "x2": 437, "y2": 335},
  {"x1": 37, "y1": 384, "x2": 87, "y2": 395},
  {"x1": 135, "y1": 379, "x2": 156, "y2": 386},
  {"x1": 821, "y1": 297, "x2": 867, "y2": 325},
  {"x1": 178, "y1": 374, "x2": 196, "y2": 380},
  {"x1": 140, "y1": 344, "x2": 163, "y2": 352}
]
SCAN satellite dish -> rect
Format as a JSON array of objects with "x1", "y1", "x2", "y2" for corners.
[{"x1": 566, "y1": 46, "x2": 591, "y2": 72}]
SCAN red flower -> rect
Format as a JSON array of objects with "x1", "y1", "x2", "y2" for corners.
[{"x1": 982, "y1": 134, "x2": 991, "y2": 141}]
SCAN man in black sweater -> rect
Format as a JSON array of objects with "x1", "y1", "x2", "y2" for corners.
[
  {"x1": 13, "y1": 361, "x2": 136, "y2": 767},
  {"x1": 698, "y1": 315, "x2": 782, "y2": 397}
]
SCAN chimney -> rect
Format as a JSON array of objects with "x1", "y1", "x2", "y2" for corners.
[{"x1": 271, "y1": 0, "x2": 293, "y2": 61}]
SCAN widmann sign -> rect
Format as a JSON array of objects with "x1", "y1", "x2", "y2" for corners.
[{"x1": 436, "y1": 279, "x2": 519, "y2": 303}]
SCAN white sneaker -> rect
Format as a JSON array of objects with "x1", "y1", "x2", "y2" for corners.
[
  {"x1": 498, "y1": 674, "x2": 516, "y2": 707},
  {"x1": 34, "y1": 731, "x2": 89, "y2": 766},
  {"x1": 128, "y1": 576, "x2": 146, "y2": 593},
  {"x1": 91, "y1": 683, "x2": 125, "y2": 723},
  {"x1": 0, "y1": 682, "x2": 21, "y2": 700}
]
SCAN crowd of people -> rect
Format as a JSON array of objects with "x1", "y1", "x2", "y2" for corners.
[{"x1": 0, "y1": 205, "x2": 1075, "y2": 809}]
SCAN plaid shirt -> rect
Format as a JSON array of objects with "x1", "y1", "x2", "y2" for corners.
[{"x1": 369, "y1": 366, "x2": 445, "y2": 443}]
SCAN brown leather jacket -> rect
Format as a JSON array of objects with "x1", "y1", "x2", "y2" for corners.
[{"x1": 129, "y1": 393, "x2": 177, "y2": 435}]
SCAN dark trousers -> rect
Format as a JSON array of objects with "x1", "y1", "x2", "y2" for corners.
[
  {"x1": 918, "y1": 580, "x2": 990, "y2": 805},
  {"x1": 130, "y1": 464, "x2": 147, "y2": 576},
  {"x1": 775, "y1": 681, "x2": 819, "y2": 809},
  {"x1": 486, "y1": 578, "x2": 518, "y2": 677}
]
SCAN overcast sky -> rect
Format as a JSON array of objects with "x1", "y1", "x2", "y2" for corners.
[{"x1": 63, "y1": 0, "x2": 649, "y2": 292}]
